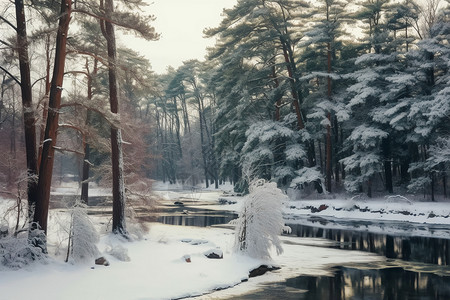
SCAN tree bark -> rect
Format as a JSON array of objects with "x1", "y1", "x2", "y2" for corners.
[
  {"x1": 382, "y1": 137, "x2": 393, "y2": 193},
  {"x1": 326, "y1": 113, "x2": 332, "y2": 192},
  {"x1": 103, "y1": 0, "x2": 127, "y2": 235},
  {"x1": 38, "y1": 34, "x2": 52, "y2": 169},
  {"x1": 280, "y1": 41, "x2": 304, "y2": 130},
  {"x1": 367, "y1": 178, "x2": 372, "y2": 198},
  {"x1": 15, "y1": 0, "x2": 39, "y2": 223},
  {"x1": 325, "y1": 41, "x2": 332, "y2": 193},
  {"x1": 34, "y1": 0, "x2": 72, "y2": 236},
  {"x1": 81, "y1": 142, "x2": 90, "y2": 203},
  {"x1": 271, "y1": 65, "x2": 283, "y2": 121}
]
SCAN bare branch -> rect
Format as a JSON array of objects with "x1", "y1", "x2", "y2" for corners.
[
  {"x1": 54, "y1": 147, "x2": 85, "y2": 156},
  {"x1": 0, "y1": 38, "x2": 13, "y2": 48},
  {"x1": 66, "y1": 50, "x2": 109, "y2": 67},
  {"x1": 58, "y1": 123, "x2": 86, "y2": 135},
  {"x1": 65, "y1": 70, "x2": 90, "y2": 77},
  {"x1": 0, "y1": 66, "x2": 21, "y2": 86},
  {"x1": 60, "y1": 101, "x2": 120, "y2": 127},
  {"x1": 31, "y1": 75, "x2": 48, "y2": 88},
  {"x1": 0, "y1": 15, "x2": 17, "y2": 31}
]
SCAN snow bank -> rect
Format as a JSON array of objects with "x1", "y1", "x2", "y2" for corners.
[
  {"x1": 0, "y1": 224, "x2": 263, "y2": 300},
  {"x1": 286, "y1": 196, "x2": 450, "y2": 225}
]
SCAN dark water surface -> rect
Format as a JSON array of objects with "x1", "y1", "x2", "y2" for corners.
[
  {"x1": 288, "y1": 222, "x2": 450, "y2": 266},
  {"x1": 157, "y1": 208, "x2": 237, "y2": 227},
  {"x1": 235, "y1": 266, "x2": 450, "y2": 299}
]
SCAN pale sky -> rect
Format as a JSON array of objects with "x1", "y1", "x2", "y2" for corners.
[{"x1": 120, "y1": 0, "x2": 237, "y2": 74}]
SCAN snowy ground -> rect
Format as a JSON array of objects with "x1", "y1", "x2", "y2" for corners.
[{"x1": 1, "y1": 181, "x2": 449, "y2": 299}]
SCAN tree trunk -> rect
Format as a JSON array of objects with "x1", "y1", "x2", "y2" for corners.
[
  {"x1": 15, "y1": 0, "x2": 39, "y2": 224},
  {"x1": 382, "y1": 137, "x2": 393, "y2": 193},
  {"x1": 103, "y1": 0, "x2": 127, "y2": 235},
  {"x1": 10, "y1": 91, "x2": 16, "y2": 157},
  {"x1": 443, "y1": 172, "x2": 447, "y2": 198},
  {"x1": 431, "y1": 172, "x2": 435, "y2": 202},
  {"x1": 271, "y1": 65, "x2": 283, "y2": 121},
  {"x1": 172, "y1": 97, "x2": 182, "y2": 157},
  {"x1": 81, "y1": 59, "x2": 98, "y2": 204},
  {"x1": 34, "y1": 0, "x2": 72, "y2": 237},
  {"x1": 81, "y1": 142, "x2": 90, "y2": 204},
  {"x1": 326, "y1": 114, "x2": 332, "y2": 193},
  {"x1": 325, "y1": 40, "x2": 332, "y2": 193},
  {"x1": 367, "y1": 178, "x2": 372, "y2": 198},
  {"x1": 38, "y1": 34, "x2": 52, "y2": 170},
  {"x1": 198, "y1": 107, "x2": 209, "y2": 188},
  {"x1": 318, "y1": 139, "x2": 323, "y2": 173},
  {"x1": 280, "y1": 38, "x2": 304, "y2": 130},
  {"x1": 333, "y1": 115, "x2": 340, "y2": 183}
]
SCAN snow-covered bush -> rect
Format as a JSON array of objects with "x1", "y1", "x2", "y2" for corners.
[
  {"x1": 233, "y1": 179, "x2": 290, "y2": 260},
  {"x1": 66, "y1": 201, "x2": 100, "y2": 264},
  {"x1": 105, "y1": 243, "x2": 130, "y2": 262},
  {"x1": 0, "y1": 231, "x2": 45, "y2": 269}
]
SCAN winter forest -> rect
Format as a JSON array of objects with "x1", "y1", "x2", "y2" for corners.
[
  {"x1": 1, "y1": 0, "x2": 450, "y2": 297},
  {"x1": 153, "y1": 0, "x2": 450, "y2": 199}
]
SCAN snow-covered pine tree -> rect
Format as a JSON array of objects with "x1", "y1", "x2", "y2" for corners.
[
  {"x1": 342, "y1": 0, "x2": 419, "y2": 196},
  {"x1": 406, "y1": 7, "x2": 450, "y2": 199},
  {"x1": 299, "y1": 0, "x2": 351, "y2": 192},
  {"x1": 205, "y1": 0, "x2": 311, "y2": 192},
  {"x1": 66, "y1": 201, "x2": 100, "y2": 264},
  {"x1": 241, "y1": 120, "x2": 299, "y2": 186},
  {"x1": 233, "y1": 179, "x2": 290, "y2": 260}
]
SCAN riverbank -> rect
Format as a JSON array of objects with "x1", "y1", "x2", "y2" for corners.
[
  {"x1": 0, "y1": 183, "x2": 386, "y2": 300},
  {"x1": 0, "y1": 209, "x2": 382, "y2": 300},
  {"x1": 1, "y1": 182, "x2": 450, "y2": 299}
]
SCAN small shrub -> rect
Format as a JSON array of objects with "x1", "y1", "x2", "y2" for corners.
[
  {"x1": 233, "y1": 179, "x2": 290, "y2": 260},
  {"x1": 0, "y1": 231, "x2": 45, "y2": 269},
  {"x1": 66, "y1": 201, "x2": 100, "y2": 264}
]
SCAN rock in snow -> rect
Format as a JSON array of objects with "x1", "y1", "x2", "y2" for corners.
[
  {"x1": 248, "y1": 265, "x2": 280, "y2": 278},
  {"x1": 95, "y1": 257, "x2": 110, "y2": 266},
  {"x1": 204, "y1": 248, "x2": 223, "y2": 259}
]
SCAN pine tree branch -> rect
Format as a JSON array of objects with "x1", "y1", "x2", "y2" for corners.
[{"x1": 72, "y1": 9, "x2": 159, "y2": 40}]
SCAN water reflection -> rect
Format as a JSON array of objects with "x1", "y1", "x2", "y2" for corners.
[
  {"x1": 157, "y1": 208, "x2": 237, "y2": 227},
  {"x1": 286, "y1": 267, "x2": 450, "y2": 300},
  {"x1": 236, "y1": 267, "x2": 450, "y2": 299},
  {"x1": 288, "y1": 223, "x2": 450, "y2": 266}
]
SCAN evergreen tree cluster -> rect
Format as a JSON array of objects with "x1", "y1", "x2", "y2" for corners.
[{"x1": 151, "y1": 0, "x2": 450, "y2": 199}]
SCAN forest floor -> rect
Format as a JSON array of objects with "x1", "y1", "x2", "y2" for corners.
[{"x1": 0, "y1": 181, "x2": 449, "y2": 299}]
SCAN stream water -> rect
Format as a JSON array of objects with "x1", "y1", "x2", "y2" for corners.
[
  {"x1": 152, "y1": 190, "x2": 450, "y2": 299},
  {"x1": 234, "y1": 266, "x2": 450, "y2": 299},
  {"x1": 288, "y1": 222, "x2": 450, "y2": 266}
]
